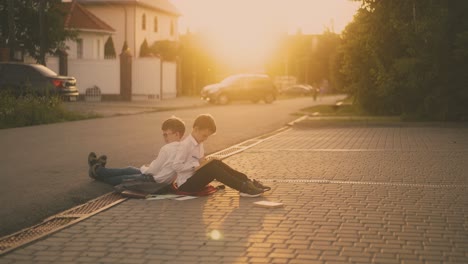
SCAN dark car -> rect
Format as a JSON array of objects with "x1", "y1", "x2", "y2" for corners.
[
  {"x1": 0, "y1": 62, "x2": 79, "y2": 101},
  {"x1": 200, "y1": 74, "x2": 277, "y2": 104},
  {"x1": 281, "y1": 84, "x2": 314, "y2": 96}
]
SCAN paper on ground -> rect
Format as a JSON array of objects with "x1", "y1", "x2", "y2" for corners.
[
  {"x1": 146, "y1": 194, "x2": 198, "y2": 200},
  {"x1": 254, "y1": 201, "x2": 284, "y2": 208}
]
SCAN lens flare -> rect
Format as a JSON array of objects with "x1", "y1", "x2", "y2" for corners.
[{"x1": 209, "y1": 230, "x2": 222, "y2": 240}]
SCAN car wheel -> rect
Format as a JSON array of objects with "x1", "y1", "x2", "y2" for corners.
[
  {"x1": 251, "y1": 98, "x2": 260, "y2": 103},
  {"x1": 217, "y1": 94, "x2": 229, "y2": 105},
  {"x1": 263, "y1": 93, "x2": 275, "y2": 104}
]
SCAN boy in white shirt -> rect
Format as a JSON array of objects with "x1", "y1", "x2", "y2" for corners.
[
  {"x1": 87, "y1": 116, "x2": 185, "y2": 187},
  {"x1": 172, "y1": 114, "x2": 270, "y2": 197}
]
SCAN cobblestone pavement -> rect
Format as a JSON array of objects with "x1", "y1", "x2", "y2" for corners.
[{"x1": 1, "y1": 122, "x2": 467, "y2": 264}]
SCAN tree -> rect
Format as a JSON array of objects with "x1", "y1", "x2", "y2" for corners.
[
  {"x1": 309, "y1": 30, "x2": 341, "y2": 91},
  {"x1": 332, "y1": 0, "x2": 468, "y2": 120},
  {"x1": 0, "y1": 0, "x2": 76, "y2": 64},
  {"x1": 139, "y1": 38, "x2": 150, "y2": 57},
  {"x1": 265, "y1": 31, "x2": 341, "y2": 91},
  {"x1": 149, "y1": 40, "x2": 180, "y2": 61},
  {"x1": 104, "y1": 36, "x2": 116, "y2": 59}
]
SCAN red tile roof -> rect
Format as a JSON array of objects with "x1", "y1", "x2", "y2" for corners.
[
  {"x1": 62, "y1": 1, "x2": 115, "y2": 33},
  {"x1": 76, "y1": 0, "x2": 181, "y2": 16}
]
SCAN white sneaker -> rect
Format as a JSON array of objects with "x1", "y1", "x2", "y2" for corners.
[{"x1": 239, "y1": 192, "x2": 262, "y2": 198}]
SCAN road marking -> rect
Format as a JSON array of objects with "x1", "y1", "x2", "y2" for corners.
[{"x1": 260, "y1": 179, "x2": 468, "y2": 188}]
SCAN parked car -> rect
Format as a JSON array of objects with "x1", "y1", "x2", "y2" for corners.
[
  {"x1": 281, "y1": 84, "x2": 314, "y2": 96},
  {"x1": 200, "y1": 74, "x2": 278, "y2": 104},
  {"x1": 0, "y1": 62, "x2": 79, "y2": 101}
]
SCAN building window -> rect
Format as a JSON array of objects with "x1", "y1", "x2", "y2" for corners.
[
  {"x1": 97, "y1": 39, "x2": 101, "y2": 58},
  {"x1": 76, "y1": 39, "x2": 83, "y2": 59},
  {"x1": 154, "y1": 16, "x2": 158, "y2": 32},
  {"x1": 142, "y1": 13, "x2": 146, "y2": 30},
  {"x1": 170, "y1": 20, "x2": 174, "y2": 36}
]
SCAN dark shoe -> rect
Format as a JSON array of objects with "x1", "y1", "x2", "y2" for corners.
[
  {"x1": 88, "y1": 152, "x2": 98, "y2": 167},
  {"x1": 88, "y1": 169, "x2": 95, "y2": 179},
  {"x1": 239, "y1": 181, "x2": 264, "y2": 198},
  {"x1": 97, "y1": 155, "x2": 107, "y2": 167},
  {"x1": 89, "y1": 163, "x2": 101, "y2": 179},
  {"x1": 253, "y1": 179, "x2": 271, "y2": 192}
]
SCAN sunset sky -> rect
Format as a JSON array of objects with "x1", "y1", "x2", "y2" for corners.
[
  {"x1": 169, "y1": 0, "x2": 361, "y2": 35},
  {"x1": 169, "y1": 0, "x2": 361, "y2": 70}
]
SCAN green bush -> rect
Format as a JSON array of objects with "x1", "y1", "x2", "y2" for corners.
[
  {"x1": 300, "y1": 104, "x2": 358, "y2": 116},
  {"x1": 0, "y1": 91, "x2": 96, "y2": 129}
]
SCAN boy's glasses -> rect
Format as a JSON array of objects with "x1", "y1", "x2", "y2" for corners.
[{"x1": 163, "y1": 132, "x2": 174, "y2": 137}]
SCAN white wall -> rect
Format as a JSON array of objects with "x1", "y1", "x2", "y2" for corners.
[
  {"x1": 135, "y1": 6, "x2": 178, "y2": 57},
  {"x1": 43, "y1": 56, "x2": 176, "y2": 98},
  {"x1": 132, "y1": 58, "x2": 177, "y2": 99},
  {"x1": 83, "y1": 5, "x2": 134, "y2": 57},
  {"x1": 132, "y1": 57, "x2": 161, "y2": 97},
  {"x1": 84, "y1": 4, "x2": 178, "y2": 58},
  {"x1": 162, "y1": 61, "x2": 177, "y2": 98},
  {"x1": 68, "y1": 59, "x2": 120, "y2": 94},
  {"x1": 45, "y1": 57, "x2": 60, "y2": 73},
  {"x1": 65, "y1": 32, "x2": 108, "y2": 60}
]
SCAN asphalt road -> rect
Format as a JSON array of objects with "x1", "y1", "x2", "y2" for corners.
[{"x1": 0, "y1": 96, "x2": 344, "y2": 237}]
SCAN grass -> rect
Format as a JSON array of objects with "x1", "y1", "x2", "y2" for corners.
[
  {"x1": 299, "y1": 95, "x2": 358, "y2": 116},
  {"x1": 0, "y1": 91, "x2": 100, "y2": 129},
  {"x1": 300, "y1": 104, "x2": 357, "y2": 116},
  {"x1": 297, "y1": 96, "x2": 401, "y2": 122}
]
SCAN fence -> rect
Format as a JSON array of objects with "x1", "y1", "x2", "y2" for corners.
[{"x1": 46, "y1": 56, "x2": 176, "y2": 100}]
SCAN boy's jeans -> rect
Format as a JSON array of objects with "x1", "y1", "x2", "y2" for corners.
[
  {"x1": 178, "y1": 159, "x2": 249, "y2": 193},
  {"x1": 94, "y1": 166, "x2": 148, "y2": 186}
]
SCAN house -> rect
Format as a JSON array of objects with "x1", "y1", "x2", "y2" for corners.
[
  {"x1": 44, "y1": 0, "x2": 181, "y2": 100},
  {"x1": 75, "y1": 0, "x2": 181, "y2": 57},
  {"x1": 62, "y1": 1, "x2": 116, "y2": 60}
]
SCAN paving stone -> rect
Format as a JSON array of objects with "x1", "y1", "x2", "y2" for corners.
[{"x1": 1, "y1": 124, "x2": 467, "y2": 263}]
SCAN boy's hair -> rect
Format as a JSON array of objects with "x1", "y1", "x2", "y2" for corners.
[
  {"x1": 193, "y1": 114, "x2": 216, "y2": 133},
  {"x1": 162, "y1": 116, "x2": 185, "y2": 135}
]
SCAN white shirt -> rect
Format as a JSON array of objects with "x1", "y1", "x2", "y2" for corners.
[
  {"x1": 172, "y1": 134, "x2": 204, "y2": 187},
  {"x1": 139, "y1": 141, "x2": 179, "y2": 184}
]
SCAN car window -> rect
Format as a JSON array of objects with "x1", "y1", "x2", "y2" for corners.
[
  {"x1": 250, "y1": 78, "x2": 271, "y2": 87},
  {"x1": 23, "y1": 66, "x2": 45, "y2": 81},
  {"x1": 222, "y1": 76, "x2": 244, "y2": 86},
  {"x1": 0, "y1": 65, "x2": 5, "y2": 80},
  {"x1": 0, "y1": 64, "x2": 46, "y2": 85},
  {"x1": 1, "y1": 64, "x2": 24, "y2": 83},
  {"x1": 221, "y1": 76, "x2": 238, "y2": 85}
]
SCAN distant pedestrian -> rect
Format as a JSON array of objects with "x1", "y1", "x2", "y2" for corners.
[
  {"x1": 313, "y1": 87, "x2": 319, "y2": 101},
  {"x1": 172, "y1": 114, "x2": 271, "y2": 197}
]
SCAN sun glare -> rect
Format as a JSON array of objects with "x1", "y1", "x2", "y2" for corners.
[
  {"x1": 170, "y1": 0, "x2": 360, "y2": 70},
  {"x1": 189, "y1": 0, "x2": 285, "y2": 71}
]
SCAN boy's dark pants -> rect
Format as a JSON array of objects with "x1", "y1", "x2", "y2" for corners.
[{"x1": 178, "y1": 159, "x2": 249, "y2": 193}]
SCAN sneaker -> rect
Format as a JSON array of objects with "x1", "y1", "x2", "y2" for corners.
[
  {"x1": 239, "y1": 192, "x2": 263, "y2": 198},
  {"x1": 239, "y1": 181, "x2": 264, "y2": 198},
  {"x1": 253, "y1": 179, "x2": 271, "y2": 192},
  {"x1": 88, "y1": 152, "x2": 98, "y2": 167},
  {"x1": 89, "y1": 163, "x2": 101, "y2": 179},
  {"x1": 97, "y1": 155, "x2": 107, "y2": 167}
]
